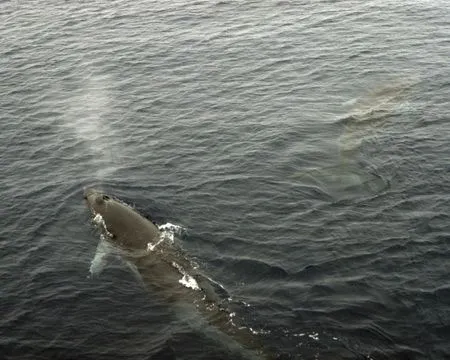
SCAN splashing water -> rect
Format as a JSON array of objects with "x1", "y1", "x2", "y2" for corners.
[{"x1": 158, "y1": 222, "x2": 186, "y2": 243}]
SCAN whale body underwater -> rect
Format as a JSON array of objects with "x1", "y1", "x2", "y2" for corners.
[{"x1": 83, "y1": 188, "x2": 271, "y2": 359}]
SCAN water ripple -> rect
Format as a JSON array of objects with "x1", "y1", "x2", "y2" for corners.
[{"x1": 1, "y1": 0, "x2": 449, "y2": 359}]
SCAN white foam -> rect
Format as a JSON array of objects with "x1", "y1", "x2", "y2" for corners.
[
  {"x1": 171, "y1": 261, "x2": 200, "y2": 290},
  {"x1": 146, "y1": 225, "x2": 181, "y2": 250},
  {"x1": 162, "y1": 230, "x2": 175, "y2": 243},
  {"x1": 92, "y1": 213, "x2": 113, "y2": 238},
  {"x1": 155, "y1": 222, "x2": 186, "y2": 245},
  {"x1": 292, "y1": 331, "x2": 323, "y2": 342},
  {"x1": 179, "y1": 274, "x2": 200, "y2": 290},
  {"x1": 93, "y1": 213, "x2": 103, "y2": 224},
  {"x1": 249, "y1": 327, "x2": 271, "y2": 335},
  {"x1": 158, "y1": 222, "x2": 183, "y2": 232},
  {"x1": 205, "y1": 274, "x2": 227, "y2": 292},
  {"x1": 158, "y1": 223, "x2": 185, "y2": 242},
  {"x1": 147, "y1": 235, "x2": 164, "y2": 251}
]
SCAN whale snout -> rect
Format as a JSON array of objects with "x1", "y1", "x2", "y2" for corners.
[
  {"x1": 83, "y1": 187, "x2": 99, "y2": 200},
  {"x1": 83, "y1": 188, "x2": 104, "y2": 212},
  {"x1": 83, "y1": 188, "x2": 114, "y2": 217}
]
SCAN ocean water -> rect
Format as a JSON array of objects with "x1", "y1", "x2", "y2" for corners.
[{"x1": 1, "y1": 0, "x2": 449, "y2": 359}]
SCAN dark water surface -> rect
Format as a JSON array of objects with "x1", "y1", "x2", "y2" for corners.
[{"x1": 1, "y1": 1, "x2": 449, "y2": 359}]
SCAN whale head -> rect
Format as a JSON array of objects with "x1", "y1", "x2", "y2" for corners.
[
  {"x1": 83, "y1": 188, "x2": 161, "y2": 249},
  {"x1": 83, "y1": 187, "x2": 121, "y2": 240},
  {"x1": 83, "y1": 188, "x2": 112, "y2": 216}
]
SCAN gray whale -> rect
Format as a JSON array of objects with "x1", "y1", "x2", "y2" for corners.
[{"x1": 84, "y1": 188, "x2": 270, "y2": 359}]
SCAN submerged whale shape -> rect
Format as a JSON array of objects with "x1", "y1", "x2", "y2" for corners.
[{"x1": 83, "y1": 188, "x2": 269, "y2": 359}]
